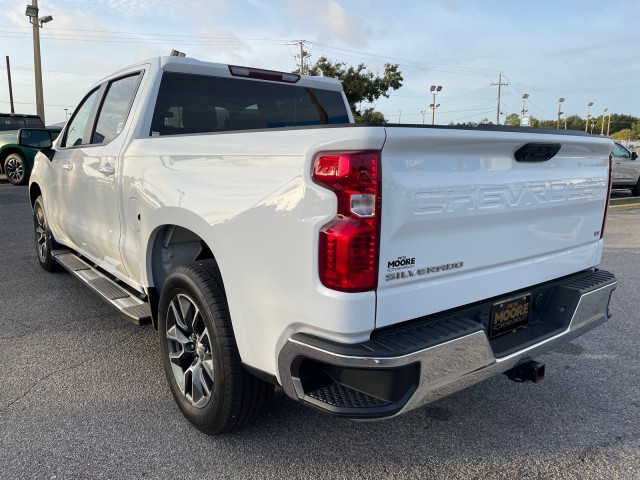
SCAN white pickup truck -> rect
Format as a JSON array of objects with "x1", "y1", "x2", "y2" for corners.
[{"x1": 23, "y1": 56, "x2": 617, "y2": 435}]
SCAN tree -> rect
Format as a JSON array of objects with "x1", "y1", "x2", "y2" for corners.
[
  {"x1": 307, "y1": 56, "x2": 403, "y2": 123},
  {"x1": 504, "y1": 113, "x2": 520, "y2": 126},
  {"x1": 612, "y1": 128, "x2": 634, "y2": 141}
]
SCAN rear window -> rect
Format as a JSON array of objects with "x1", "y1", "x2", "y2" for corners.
[
  {"x1": 0, "y1": 116, "x2": 44, "y2": 131},
  {"x1": 150, "y1": 72, "x2": 349, "y2": 136}
]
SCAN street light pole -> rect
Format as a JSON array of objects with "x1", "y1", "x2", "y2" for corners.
[
  {"x1": 398, "y1": 109, "x2": 401, "y2": 124},
  {"x1": 557, "y1": 97, "x2": 565, "y2": 129},
  {"x1": 585, "y1": 102, "x2": 593, "y2": 132},
  {"x1": 420, "y1": 110, "x2": 426, "y2": 125},
  {"x1": 521, "y1": 93, "x2": 529, "y2": 118},
  {"x1": 25, "y1": 0, "x2": 52, "y2": 124},
  {"x1": 430, "y1": 85, "x2": 442, "y2": 125},
  {"x1": 607, "y1": 114, "x2": 611, "y2": 136},
  {"x1": 600, "y1": 108, "x2": 608, "y2": 135}
]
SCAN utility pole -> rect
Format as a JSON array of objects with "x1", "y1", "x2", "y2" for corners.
[
  {"x1": 292, "y1": 40, "x2": 308, "y2": 74},
  {"x1": 600, "y1": 108, "x2": 608, "y2": 135},
  {"x1": 5, "y1": 56, "x2": 14, "y2": 113},
  {"x1": 491, "y1": 72, "x2": 508, "y2": 125},
  {"x1": 606, "y1": 114, "x2": 611, "y2": 136}
]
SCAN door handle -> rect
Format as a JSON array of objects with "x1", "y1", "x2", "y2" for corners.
[
  {"x1": 99, "y1": 164, "x2": 115, "y2": 176},
  {"x1": 62, "y1": 163, "x2": 73, "y2": 171}
]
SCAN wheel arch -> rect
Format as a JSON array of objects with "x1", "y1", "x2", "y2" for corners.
[
  {"x1": 145, "y1": 223, "x2": 217, "y2": 329},
  {"x1": 29, "y1": 182, "x2": 42, "y2": 208}
]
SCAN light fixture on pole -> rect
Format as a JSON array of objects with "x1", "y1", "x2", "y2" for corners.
[
  {"x1": 429, "y1": 85, "x2": 442, "y2": 125},
  {"x1": 585, "y1": 102, "x2": 593, "y2": 132},
  {"x1": 600, "y1": 108, "x2": 608, "y2": 135},
  {"x1": 420, "y1": 109, "x2": 427, "y2": 125},
  {"x1": 25, "y1": 1, "x2": 52, "y2": 124},
  {"x1": 557, "y1": 97, "x2": 565, "y2": 129},
  {"x1": 521, "y1": 93, "x2": 529, "y2": 118},
  {"x1": 430, "y1": 103, "x2": 440, "y2": 125}
]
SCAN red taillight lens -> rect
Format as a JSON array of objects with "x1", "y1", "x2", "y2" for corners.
[
  {"x1": 601, "y1": 152, "x2": 613, "y2": 239},
  {"x1": 313, "y1": 151, "x2": 381, "y2": 292}
]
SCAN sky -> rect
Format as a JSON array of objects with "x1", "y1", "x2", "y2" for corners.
[{"x1": 0, "y1": 0, "x2": 638, "y2": 126}]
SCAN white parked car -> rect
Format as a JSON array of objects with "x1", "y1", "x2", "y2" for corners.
[{"x1": 612, "y1": 142, "x2": 640, "y2": 195}]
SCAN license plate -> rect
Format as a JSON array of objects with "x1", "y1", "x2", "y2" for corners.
[{"x1": 489, "y1": 294, "x2": 531, "y2": 339}]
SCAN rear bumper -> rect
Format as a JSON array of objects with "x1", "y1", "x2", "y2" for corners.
[{"x1": 277, "y1": 269, "x2": 617, "y2": 419}]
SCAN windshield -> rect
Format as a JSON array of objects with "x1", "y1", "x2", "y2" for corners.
[{"x1": 0, "y1": 116, "x2": 45, "y2": 131}]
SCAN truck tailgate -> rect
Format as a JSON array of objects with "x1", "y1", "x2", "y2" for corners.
[{"x1": 376, "y1": 127, "x2": 612, "y2": 328}]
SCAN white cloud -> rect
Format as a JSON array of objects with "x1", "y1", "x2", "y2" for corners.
[{"x1": 287, "y1": 0, "x2": 372, "y2": 46}]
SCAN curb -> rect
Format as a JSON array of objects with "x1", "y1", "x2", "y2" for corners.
[{"x1": 609, "y1": 197, "x2": 640, "y2": 211}]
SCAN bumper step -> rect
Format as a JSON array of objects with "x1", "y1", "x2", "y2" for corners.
[{"x1": 52, "y1": 249, "x2": 151, "y2": 325}]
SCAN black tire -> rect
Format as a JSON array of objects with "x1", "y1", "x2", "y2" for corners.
[
  {"x1": 4, "y1": 152, "x2": 30, "y2": 186},
  {"x1": 33, "y1": 196, "x2": 61, "y2": 272},
  {"x1": 158, "y1": 260, "x2": 273, "y2": 435},
  {"x1": 632, "y1": 179, "x2": 640, "y2": 197}
]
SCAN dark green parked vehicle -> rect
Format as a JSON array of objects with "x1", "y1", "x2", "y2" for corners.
[{"x1": 0, "y1": 113, "x2": 52, "y2": 186}]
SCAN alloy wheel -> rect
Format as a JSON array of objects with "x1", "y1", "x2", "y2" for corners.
[
  {"x1": 5, "y1": 157, "x2": 24, "y2": 183},
  {"x1": 165, "y1": 293, "x2": 215, "y2": 408},
  {"x1": 34, "y1": 205, "x2": 48, "y2": 262}
]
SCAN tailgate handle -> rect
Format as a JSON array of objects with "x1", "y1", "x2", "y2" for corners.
[{"x1": 514, "y1": 143, "x2": 561, "y2": 162}]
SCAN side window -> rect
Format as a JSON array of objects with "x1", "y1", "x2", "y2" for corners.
[
  {"x1": 92, "y1": 73, "x2": 141, "y2": 144},
  {"x1": 62, "y1": 89, "x2": 100, "y2": 148},
  {"x1": 613, "y1": 144, "x2": 629, "y2": 158}
]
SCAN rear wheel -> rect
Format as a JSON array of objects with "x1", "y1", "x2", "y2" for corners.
[
  {"x1": 158, "y1": 260, "x2": 274, "y2": 434},
  {"x1": 4, "y1": 153, "x2": 30, "y2": 186},
  {"x1": 33, "y1": 196, "x2": 60, "y2": 272}
]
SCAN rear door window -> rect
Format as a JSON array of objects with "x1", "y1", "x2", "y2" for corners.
[
  {"x1": 150, "y1": 72, "x2": 349, "y2": 136},
  {"x1": 92, "y1": 73, "x2": 142, "y2": 144}
]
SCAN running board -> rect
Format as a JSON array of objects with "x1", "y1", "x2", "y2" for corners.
[{"x1": 52, "y1": 250, "x2": 151, "y2": 326}]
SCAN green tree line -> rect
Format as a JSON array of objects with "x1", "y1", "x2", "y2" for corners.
[{"x1": 469, "y1": 113, "x2": 640, "y2": 139}]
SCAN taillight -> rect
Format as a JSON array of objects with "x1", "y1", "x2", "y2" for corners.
[
  {"x1": 601, "y1": 152, "x2": 613, "y2": 239},
  {"x1": 312, "y1": 151, "x2": 381, "y2": 292}
]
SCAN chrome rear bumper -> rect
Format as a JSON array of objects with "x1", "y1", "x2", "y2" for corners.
[{"x1": 277, "y1": 270, "x2": 617, "y2": 419}]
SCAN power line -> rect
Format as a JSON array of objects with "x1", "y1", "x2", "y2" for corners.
[
  {"x1": 450, "y1": 109, "x2": 497, "y2": 123},
  {"x1": 0, "y1": 66, "x2": 104, "y2": 77},
  {"x1": 309, "y1": 41, "x2": 497, "y2": 76}
]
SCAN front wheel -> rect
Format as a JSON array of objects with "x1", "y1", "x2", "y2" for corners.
[
  {"x1": 33, "y1": 196, "x2": 60, "y2": 272},
  {"x1": 158, "y1": 260, "x2": 274, "y2": 435},
  {"x1": 4, "y1": 153, "x2": 30, "y2": 186},
  {"x1": 632, "y1": 178, "x2": 640, "y2": 197}
]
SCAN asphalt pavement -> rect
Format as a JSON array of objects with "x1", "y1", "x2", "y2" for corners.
[{"x1": 1, "y1": 180, "x2": 639, "y2": 479}]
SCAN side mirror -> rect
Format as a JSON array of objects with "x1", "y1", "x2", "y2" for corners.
[
  {"x1": 632, "y1": 152, "x2": 638, "y2": 160},
  {"x1": 18, "y1": 128, "x2": 52, "y2": 149}
]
